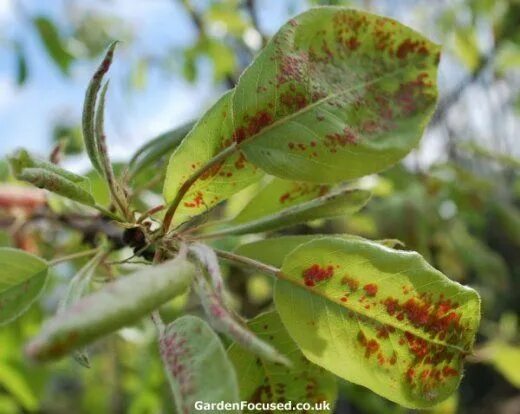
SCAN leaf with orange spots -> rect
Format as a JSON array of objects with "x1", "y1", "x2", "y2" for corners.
[
  {"x1": 163, "y1": 91, "x2": 264, "y2": 225},
  {"x1": 201, "y1": 187, "x2": 370, "y2": 237},
  {"x1": 159, "y1": 315, "x2": 240, "y2": 414},
  {"x1": 0, "y1": 248, "x2": 48, "y2": 325},
  {"x1": 163, "y1": 7, "x2": 439, "y2": 224},
  {"x1": 274, "y1": 237, "x2": 480, "y2": 408},
  {"x1": 228, "y1": 311, "x2": 337, "y2": 413}
]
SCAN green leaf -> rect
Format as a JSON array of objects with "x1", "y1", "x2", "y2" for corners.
[
  {"x1": 14, "y1": 43, "x2": 28, "y2": 85},
  {"x1": 195, "y1": 274, "x2": 289, "y2": 365},
  {"x1": 163, "y1": 90, "x2": 264, "y2": 225},
  {"x1": 159, "y1": 315, "x2": 239, "y2": 413},
  {"x1": 235, "y1": 234, "x2": 402, "y2": 268},
  {"x1": 57, "y1": 251, "x2": 105, "y2": 368},
  {"x1": 82, "y1": 42, "x2": 118, "y2": 175},
  {"x1": 9, "y1": 149, "x2": 89, "y2": 185},
  {"x1": 25, "y1": 256, "x2": 195, "y2": 362},
  {"x1": 164, "y1": 7, "x2": 439, "y2": 219},
  {"x1": 481, "y1": 341, "x2": 520, "y2": 388},
  {"x1": 33, "y1": 17, "x2": 73, "y2": 74},
  {"x1": 203, "y1": 187, "x2": 371, "y2": 236},
  {"x1": 17, "y1": 168, "x2": 95, "y2": 206},
  {"x1": 233, "y1": 177, "x2": 331, "y2": 224},
  {"x1": 0, "y1": 248, "x2": 48, "y2": 325},
  {"x1": 228, "y1": 311, "x2": 337, "y2": 412},
  {"x1": 128, "y1": 121, "x2": 196, "y2": 179},
  {"x1": 0, "y1": 362, "x2": 38, "y2": 411},
  {"x1": 274, "y1": 237, "x2": 480, "y2": 408}
]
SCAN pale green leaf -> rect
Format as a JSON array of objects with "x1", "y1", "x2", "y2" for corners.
[
  {"x1": 228, "y1": 311, "x2": 337, "y2": 413},
  {"x1": 159, "y1": 315, "x2": 239, "y2": 413},
  {"x1": 0, "y1": 248, "x2": 48, "y2": 325},
  {"x1": 234, "y1": 234, "x2": 402, "y2": 268},
  {"x1": 25, "y1": 256, "x2": 195, "y2": 362},
  {"x1": 33, "y1": 17, "x2": 73, "y2": 74},
  {"x1": 163, "y1": 91, "x2": 263, "y2": 225},
  {"x1": 0, "y1": 362, "x2": 38, "y2": 411},
  {"x1": 202, "y1": 188, "x2": 371, "y2": 237},
  {"x1": 481, "y1": 341, "x2": 520, "y2": 388},
  {"x1": 17, "y1": 168, "x2": 95, "y2": 206},
  {"x1": 274, "y1": 237, "x2": 480, "y2": 408},
  {"x1": 233, "y1": 177, "x2": 331, "y2": 224}
]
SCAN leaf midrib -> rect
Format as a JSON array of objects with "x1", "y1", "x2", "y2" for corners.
[{"x1": 275, "y1": 274, "x2": 468, "y2": 355}]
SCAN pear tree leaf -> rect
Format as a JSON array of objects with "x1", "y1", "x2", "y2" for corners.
[
  {"x1": 233, "y1": 177, "x2": 331, "y2": 224},
  {"x1": 33, "y1": 17, "x2": 73, "y2": 74},
  {"x1": 234, "y1": 234, "x2": 403, "y2": 268},
  {"x1": 195, "y1": 274, "x2": 289, "y2": 366},
  {"x1": 203, "y1": 188, "x2": 371, "y2": 237},
  {"x1": 159, "y1": 315, "x2": 240, "y2": 413},
  {"x1": 274, "y1": 237, "x2": 480, "y2": 408},
  {"x1": 0, "y1": 248, "x2": 48, "y2": 325},
  {"x1": 25, "y1": 256, "x2": 195, "y2": 362},
  {"x1": 163, "y1": 7, "x2": 439, "y2": 221},
  {"x1": 228, "y1": 311, "x2": 337, "y2": 413}
]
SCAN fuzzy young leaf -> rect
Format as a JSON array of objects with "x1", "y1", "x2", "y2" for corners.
[
  {"x1": 163, "y1": 7, "x2": 439, "y2": 221},
  {"x1": 274, "y1": 237, "x2": 480, "y2": 408},
  {"x1": 17, "y1": 168, "x2": 95, "y2": 206},
  {"x1": 9, "y1": 149, "x2": 89, "y2": 185},
  {"x1": 235, "y1": 234, "x2": 402, "y2": 268},
  {"x1": 196, "y1": 275, "x2": 290, "y2": 366},
  {"x1": 0, "y1": 248, "x2": 48, "y2": 325},
  {"x1": 25, "y1": 257, "x2": 195, "y2": 362},
  {"x1": 159, "y1": 315, "x2": 240, "y2": 413},
  {"x1": 228, "y1": 311, "x2": 337, "y2": 412},
  {"x1": 82, "y1": 42, "x2": 118, "y2": 174},
  {"x1": 203, "y1": 188, "x2": 371, "y2": 237},
  {"x1": 57, "y1": 251, "x2": 105, "y2": 367}
]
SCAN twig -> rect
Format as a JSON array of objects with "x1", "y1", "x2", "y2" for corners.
[{"x1": 213, "y1": 248, "x2": 279, "y2": 277}]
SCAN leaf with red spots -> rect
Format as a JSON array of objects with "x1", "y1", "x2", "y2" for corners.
[
  {"x1": 25, "y1": 257, "x2": 195, "y2": 362},
  {"x1": 163, "y1": 7, "x2": 439, "y2": 224},
  {"x1": 0, "y1": 248, "x2": 48, "y2": 325},
  {"x1": 234, "y1": 234, "x2": 403, "y2": 269},
  {"x1": 159, "y1": 315, "x2": 240, "y2": 414},
  {"x1": 235, "y1": 8, "x2": 438, "y2": 183},
  {"x1": 228, "y1": 311, "x2": 337, "y2": 413},
  {"x1": 163, "y1": 91, "x2": 264, "y2": 225},
  {"x1": 274, "y1": 237, "x2": 480, "y2": 408},
  {"x1": 200, "y1": 187, "x2": 370, "y2": 237},
  {"x1": 233, "y1": 177, "x2": 332, "y2": 224}
]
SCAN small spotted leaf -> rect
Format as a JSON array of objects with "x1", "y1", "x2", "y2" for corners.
[
  {"x1": 274, "y1": 237, "x2": 480, "y2": 408},
  {"x1": 0, "y1": 248, "x2": 48, "y2": 325},
  {"x1": 228, "y1": 311, "x2": 337, "y2": 413},
  {"x1": 159, "y1": 315, "x2": 240, "y2": 414}
]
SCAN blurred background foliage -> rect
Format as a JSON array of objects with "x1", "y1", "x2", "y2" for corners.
[{"x1": 0, "y1": 0, "x2": 519, "y2": 413}]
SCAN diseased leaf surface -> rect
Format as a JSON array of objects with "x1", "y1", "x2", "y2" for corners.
[
  {"x1": 233, "y1": 177, "x2": 331, "y2": 224},
  {"x1": 163, "y1": 91, "x2": 263, "y2": 225},
  {"x1": 205, "y1": 188, "x2": 370, "y2": 236},
  {"x1": 160, "y1": 315, "x2": 239, "y2": 414},
  {"x1": 228, "y1": 311, "x2": 337, "y2": 413},
  {"x1": 274, "y1": 237, "x2": 480, "y2": 408},
  {"x1": 163, "y1": 7, "x2": 439, "y2": 219},
  {"x1": 0, "y1": 248, "x2": 48, "y2": 325}
]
